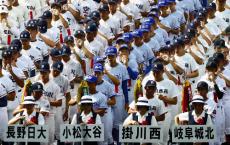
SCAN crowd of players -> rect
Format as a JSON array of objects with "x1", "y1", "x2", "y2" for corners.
[{"x1": 0, "y1": 0, "x2": 230, "y2": 145}]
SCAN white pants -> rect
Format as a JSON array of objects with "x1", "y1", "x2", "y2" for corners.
[
  {"x1": 158, "y1": 112, "x2": 172, "y2": 145},
  {"x1": 100, "y1": 107, "x2": 114, "y2": 145},
  {"x1": 55, "y1": 107, "x2": 64, "y2": 140},
  {"x1": 214, "y1": 102, "x2": 225, "y2": 144},
  {"x1": 112, "y1": 95, "x2": 125, "y2": 129},
  {"x1": 45, "y1": 113, "x2": 55, "y2": 145},
  {"x1": 0, "y1": 107, "x2": 8, "y2": 141},
  {"x1": 223, "y1": 99, "x2": 230, "y2": 135}
]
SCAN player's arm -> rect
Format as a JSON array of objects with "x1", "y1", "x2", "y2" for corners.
[
  {"x1": 188, "y1": 50, "x2": 204, "y2": 65},
  {"x1": 218, "y1": 73, "x2": 230, "y2": 87},
  {"x1": 94, "y1": 108, "x2": 106, "y2": 116},
  {"x1": 38, "y1": 33, "x2": 56, "y2": 48},
  {"x1": 199, "y1": 31, "x2": 212, "y2": 46},
  {"x1": 67, "y1": 5, "x2": 81, "y2": 21},
  {"x1": 7, "y1": 68, "x2": 24, "y2": 88},
  {"x1": 164, "y1": 69, "x2": 178, "y2": 84},
  {"x1": 169, "y1": 59, "x2": 184, "y2": 74},
  {"x1": 50, "y1": 99, "x2": 62, "y2": 107},
  {"x1": 7, "y1": 91, "x2": 16, "y2": 101},
  {"x1": 107, "y1": 96, "x2": 116, "y2": 106},
  {"x1": 159, "y1": 95, "x2": 177, "y2": 105},
  {"x1": 185, "y1": 69, "x2": 199, "y2": 78},
  {"x1": 104, "y1": 70, "x2": 120, "y2": 86},
  {"x1": 155, "y1": 113, "x2": 166, "y2": 122},
  {"x1": 59, "y1": 13, "x2": 69, "y2": 29}
]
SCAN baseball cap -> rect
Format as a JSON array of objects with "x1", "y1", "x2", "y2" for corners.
[
  {"x1": 32, "y1": 82, "x2": 44, "y2": 92},
  {"x1": 152, "y1": 62, "x2": 164, "y2": 72},
  {"x1": 2, "y1": 49, "x2": 12, "y2": 58},
  {"x1": 50, "y1": 48, "x2": 62, "y2": 57},
  {"x1": 89, "y1": 11, "x2": 100, "y2": 20},
  {"x1": 94, "y1": 56, "x2": 106, "y2": 63},
  {"x1": 167, "y1": 0, "x2": 176, "y2": 3},
  {"x1": 0, "y1": 5, "x2": 8, "y2": 13},
  {"x1": 132, "y1": 29, "x2": 143, "y2": 38},
  {"x1": 135, "y1": 97, "x2": 150, "y2": 107},
  {"x1": 105, "y1": 46, "x2": 117, "y2": 56},
  {"x1": 64, "y1": 35, "x2": 74, "y2": 43},
  {"x1": 208, "y1": 2, "x2": 216, "y2": 10},
  {"x1": 158, "y1": 1, "x2": 168, "y2": 7},
  {"x1": 52, "y1": 61, "x2": 64, "y2": 72},
  {"x1": 213, "y1": 52, "x2": 225, "y2": 61},
  {"x1": 191, "y1": 95, "x2": 205, "y2": 104},
  {"x1": 84, "y1": 75, "x2": 97, "y2": 83},
  {"x1": 99, "y1": 4, "x2": 109, "y2": 12},
  {"x1": 93, "y1": 63, "x2": 104, "y2": 72},
  {"x1": 10, "y1": 39, "x2": 22, "y2": 51},
  {"x1": 74, "y1": 30, "x2": 85, "y2": 38},
  {"x1": 116, "y1": 37, "x2": 126, "y2": 44},
  {"x1": 174, "y1": 37, "x2": 184, "y2": 46},
  {"x1": 80, "y1": 95, "x2": 93, "y2": 104},
  {"x1": 145, "y1": 80, "x2": 157, "y2": 88},
  {"x1": 37, "y1": 19, "x2": 48, "y2": 34},
  {"x1": 20, "y1": 30, "x2": 31, "y2": 40},
  {"x1": 61, "y1": 45, "x2": 71, "y2": 56},
  {"x1": 42, "y1": 10, "x2": 52, "y2": 20},
  {"x1": 39, "y1": 62, "x2": 50, "y2": 72},
  {"x1": 143, "y1": 17, "x2": 155, "y2": 24},
  {"x1": 148, "y1": 11, "x2": 159, "y2": 17},
  {"x1": 205, "y1": 60, "x2": 218, "y2": 70},
  {"x1": 141, "y1": 23, "x2": 151, "y2": 32},
  {"x1": 108, "y1": 0, "x2": 117, "y2": 4},
  {"x1": 26, "y1": 19, "x2": 38, "y2": 29},
  {"x1": 122, "y1": 33, "x2": 133, "y2": 42},
  {"x1": 85, "y1": 23, "x2": 98, "y2": 33},
  {"x1": 214, "y1": 39, "x2": 226, "y2": 48},
  {"x1": 197, "y1": 81, "x2": 209, "y2": 90}
]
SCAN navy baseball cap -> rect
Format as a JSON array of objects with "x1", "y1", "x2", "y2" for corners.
[
  {"x1": 61, "y1": 45, "x2": 71, "y2": 56},
  {"x1": 9, "y1": 45, "x2": 19, "y2": 52},
  {"x1": 122, "y1": 33, "x2": 133, "y2": 42},
  {"x1": 26, "y1": 19, "x2": 38, "y2": 29},
  {"x1": 84, "y1": 75, "x2": 97, "y2": 83},
  {"x1": 93, "y1": 63, "x2": 104, "y2": 72},
  {"x1": 214, "y1": 39, "x2": 226, "y2": 48},
  {"x1": 42, "y1": 10, "x2": 52, "y2": 20},
  {"x1": 74, "y1": 30, "x2": 85, "y2": 38},
  {"x1": 152, "y1": 62, "x2": 164, "y2": 72},
  {"x1": 99, "y1": 4, "x2": 109, "y2": 12},
  {"x1": 213, "y1": 52, "x2": 225, "y2": 61},
  {"x1": 32, "y1": 82, "x2": 44, "y2": 92},
  {"x1": 208, "y1": 2, "x2": 216, "y2": 10},
  {"x1": 206, "y1": 60, "x2": 218, "y2": 70},
  {"x1": 20, "y1": 30, "x2": 31, "y2": 40},
  {"x1": 37, "y1": 19, "x2": 48, "y2": 34},
  {"x1": 132, "y1": 29, "x2": 143, "y2": 38},
  {"x1": 108, "y1": 0, "x2": 117, "y2": 4},
  {"x1": 197, "y1": 81, "x2": 209, "y2": 90},
  {"x1": 40, "y1": 62, "x2": 50, "y2": 72},
  {"x1": 64, "y1": 35, "x2": 74, "y2": 43},
  {"x1": 89, "y1": 11, "x2": 100, "y2": 20},
  {"x1": 85, "y1": 23, "x2": 97, "y2": 33},
  {"x1": 174, "y1": 37, "x2": 184, "y2": 46},
  {"x1": 145, "y1": 80, "x2": 157, "y2": 88},
  {"x1": 2, "y1": 49, "x2": 12, "y2": 58},
  {"x1": 119, "y1": 44, "x2": 129, "y2": 50},
  {"x1": 105, "y1": 46, "x2": 117, "y2": 56},
  {"x1": 94, "y1": 56, "x2": 106, "y2": 63},
  {"x1": 50, "y1": 48, "x2": 62, "y2": 57},
  {"x1": 11, "y1": 39, "x2": 22, "y2": 49},
  {"x1": 52, "y1": 61, "x2": 64, "y2": 72}
]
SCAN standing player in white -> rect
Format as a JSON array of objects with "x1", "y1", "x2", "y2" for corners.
[{"x1": 104, "y1": 46, "x2": 129, "y2": 145}]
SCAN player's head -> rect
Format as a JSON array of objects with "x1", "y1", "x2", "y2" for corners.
[
  {"x1": 167, "y1": 0, "x2": 176, "y2": 10},
  {"x1": 135, "y1": 97, "x2": 150, "y2": 115},
  {"x1": 105, "y1": 46, "x2": 117, "y2": 65},
  {"x1": 214, "y1": 38, "x2": 227, "y2": 54},
  {"x1": 196, "y1": 81, "x2": 209, "y2": 97},
  {"x1": 152, "y1": 62, "x2": 164, "y2": 79},
  {"x1": 20, "y1": 30, "x2": 31, "y2": 46},
  {"x1": 50, "y1": 48, "x2": 62, "y2": 63},
  {"x1": 84, "y1": 75, "x2": 98, "y2": 92},
  {"x1": 64, "y1": 35, "x2": 74, "y2": 47},
  {"x1": 93, "y1": 63, "x2": 104, "y2": 80},
  {"x1": 42, "y1": 10, "x2": 53, "y2": 23},
  {"x1": 89, "y1": 11, "x2": 101, "y2": 24},
  {"x1": 207, "y1": 2, "x2": 216, "y2": 17},
  {"x1": 205, "y1": 58, "x2": 218, "y2": 73},
  {"x1": 52, "y1": 61, "x2": 63, "y2": 77},
  {"x1": 26, "y1": 19, "x2": 38, "y2": 37},
  {"x1": 174, "y1": 37, "x2": 185, "y2": 54},
  {"x1": 213, "y1": 52, "x2": 225, "y2": 68},
  {"x1": 122, "y1": 33, "x2": 133, "y2": 48},
  {"x1": 145, "y1": 80, "x2": 157, "y2": 97},
  {"x1": 39, "y1": 62, "x2": 50, "y2": 82},
  {"x1": 116, "y1": 37, "x2": 127, "y2": 48},
  {"x1": 0, "y1": 5, "x2": 8, "y2": 19},
  {"x1": 85, "y1": 23, "x2": 97, "y2": 41},
  {"x1": 140, "y1": 23, "x2": 151, "y2": 41},
  {"x1": 108, "y1": 0, "x2": 118, "y2": 14},
  {"x1": 31, "y1": 82, "x2": 44, "y2": 100},
  {"x1": 61, "y1": 45, "x2": 71, "y2": 62},
  {"x1": 158, "y1": 1, "x2": 169, "y2": 14},
  {"x1": 191, "y1": 95, "x2": 205, "y2": 115},
  {"x1": 216, "y1": 0, "x2": 226, "y2": 8},
  {"x1": 132, "y1": 29, "x2": 143, "y2": 45},
  {"x1": 80, "y1": 95, "x2": 94, "y2": 112},
  {"x1": 118, "y1": 44, "x2": 129, "y2": 57},
  {"x1": 99, "y1": 4, "x2": 110, "y2": 20},
  {"x1": 74, "y1": 30, "x2": 85, "y2": 42}
]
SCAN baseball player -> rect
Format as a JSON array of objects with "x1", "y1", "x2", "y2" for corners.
[
  {"x1": 18, "y1": 0, "x2": 42, "y2": 17},
  {"x1": 38, "y1": 62, "x2": 63, "y2": 144},
  {"x1": 215, "y1": 0, "x2": 230, "y2": 25},
  {"x1": 104, "y1": 46, "x2": 129, "y2": 145},
  {"x1": 93, "y1": 63, "x2": 116, "y2": 145},
  {"x1": 51, "y1": 61, "x2": 71, "y2": 122},
  {"x1": 72, "y1": 0, "x2": 99, "y2": 17}
]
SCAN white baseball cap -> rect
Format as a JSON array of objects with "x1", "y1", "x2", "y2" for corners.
[
  {"x1": 0, "y1": 0, "x2": 9, "y2": 6},
  {"x1": 21, "y1": 96, "x2": 37, "y2": 105},
  {"x1": 191, "y1": 94, "x2": 206, "y2": 104},
  {"x1": 135, "y1": 97, "x2": 150, "y2": 107},
  {"x1": 0, "y1": 5, "x2": 8, "y2": 13}
]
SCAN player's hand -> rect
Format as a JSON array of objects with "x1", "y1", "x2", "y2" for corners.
[
  {"x1": 63, "y1": 110, "x2": 69, "y2": 121},
  {"x1": 179, "y1": 120, "x2": 188, "y2": 125},
  {"x1": 6, "y1": 64, "x2": 12, "y2": 73},
  {"x1": 130, "y1": 120, "x2": 139, "y2": 125},
  {"x1": 208, "y1": 73, "x2": 216, "y2": 83},
  {"x1": 63, "y1": 4, "x2": 69, "y2": 11},
  {"x1": 158, "y1": 95, "x2": 166, "y2": 101},
  {"x1": 103, "y1": 69, "x2": 108, "y2": 75},
  {"x1": 127, "y1": 15, "x2": 133, "y2": 21},
  {"x1": 17, "y1": 115, "x2": 26, "y2": 121},
  {"x1": 76, "y1": 39, "x2": 83, "y2": 49},
  {"x1": 24, "y1": 120, "x2": 35, "y2": 126}
]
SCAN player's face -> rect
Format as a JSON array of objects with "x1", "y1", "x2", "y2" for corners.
[
  {"x1": 153, "y1": 70, "x2": 164, "y2": 79},
  {"x1": 24, "y1": 104, "x2": 35, "y2": 112},
  {"x1": 134, "y1": 37, "x2": 142, "y2": 45},
  {"x1": 100, "y1": 11, "x2": 109, "y2": 20},
  {"x1": 119, "y1": 49, "x2": 129, "y2": 56},
  {"x1": 32, "y1": 91, "x2": 43, "y2": 100},
  {"x1": 143, "y1": 32, "x2": 150, "y2": 41},
  {"x1": 109, "y1": 4, "x2": 117, "y2": 13},
  {"x1": 0, "y1": 13, "x2": 8, "y2": 19},
  {"x1": 27, "y1": 28, "x2": 38, "y2": 37},
  {"x1": 86, "y1": 32, "x2": 95, "y2": 42},
  {"x1": 145, "y1": 86, "x2": 156, "y2": 96},
  {"x1": 81, "y1": 103, "x2": 92, "y2": 112},
  {"x1": 40, "y1": 71, "x2": 50, "y2": 82},
  {"x1": 52, "y1": 69, "x2": 61, "y2": 77},
  {"x1": 107, "y1": 55, "x2": 116, "y2": 64},
  {"x1": 62, "y1": 55, "x2": 70, "y2": 62},
  {"x1": 87, "y1": 82, "x2": 97, "y2": 92},
  {"x1": 222, "y1": 47, "x2": 229, "y2": 59},
  {"x1": 21, "y1": 39, "x2": 30, "y2": 46},
  {"x1": 193, "y1": 103, "x2": 204, "y2": 115},
  {"x1": 94, "y1": 71, "x2": 103, "y2": 79},
  {"x1": 197, "y1": 89, "x2": 208, "y2": 98}
]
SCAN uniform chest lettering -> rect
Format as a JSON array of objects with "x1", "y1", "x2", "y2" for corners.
[
  {"x1": 157, "y1": 89, "x2": 168, "y2": 94},
  {"x1": 44, "y1": 91, "x2": 54, "y2": 98}
]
